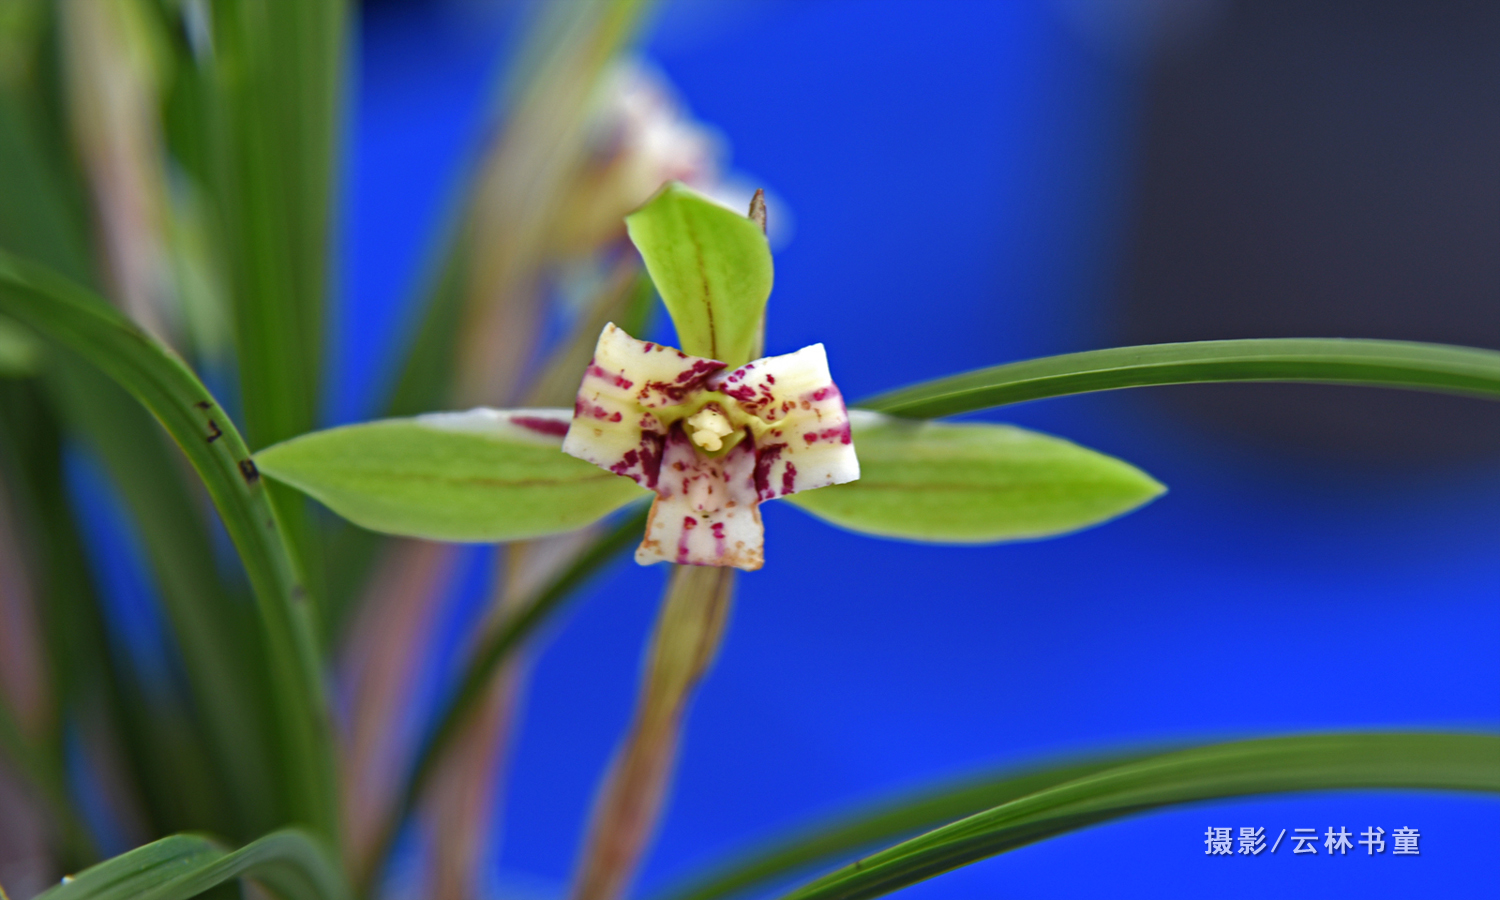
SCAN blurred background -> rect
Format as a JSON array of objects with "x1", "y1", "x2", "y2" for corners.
[
  {"x1": 339, "y1": 1, "x2": 1498, "y2": 897},
  {"x1": 2, "y1": 0, "x2": 1496, "y2": 898}
]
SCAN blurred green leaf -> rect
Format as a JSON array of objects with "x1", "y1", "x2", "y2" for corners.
[
  {"x1": 0, "y1": 93, "x2": 95, "y2": 287},
  {"x1": 786, "y1": 412, "x2": 1164, "y2": 543},
  {"x1": 776, "y1": 733, "x2": 1500, "y2": 900},
  {"x1": 0, "y1": 5, "x2": 291, "y2": 843},
  {"x1": 38, "y1": 834, "x2": 221, "y2": 900},
  {"x1": 47, "y1": 359, "x2": 278, "y2": 837},
  {"x1": 862, "y1": 339, "x2": 1500, "y2": 419},
  {"x1": 653, "y1": 732, "x2": 1500, "y2": 900},
  {"x1": 0, "y1": 314, "x2": 41, "y2": 375},
  {"x1": 255, "y1": 410, "x2": 649, "y2": 543},
  {"x1": 199, "y1": 0, "x2": 346, "y2": 449},
  {"x1": 154, "y1": 0, "x2": 349, "y2": 633},
  {"x1": 0, "y1": 249, "x2": 338, "y2": 844},
  {"x1": 37, "y1": 829, "x2": 349, "y2": 900},
  {"x1": 626, "y1": 183, "x2": 772, "y2": 367}
]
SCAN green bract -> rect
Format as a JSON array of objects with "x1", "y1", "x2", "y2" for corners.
[
  {"x1": 625, "y1": 182, "x2": 773, "y2": 367},
  {"x1": 253, "y1": 410, "x2": 650, "y2": 543},
  {"x1": 785, "y1": 411, "x2": 1164, "y2": 543}
]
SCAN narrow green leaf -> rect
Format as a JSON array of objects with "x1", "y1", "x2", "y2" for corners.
[
  {"x1": 48, "y1": 359, "x2": 279, "y2": 837},
  {"x1": 255, "y1": 410, "x2": 649, "y2": 543},
  {"x1": 38, "y1": 835, "x2": 222, "y2": 900},
  {"x1": 187, "y1": 0, "x2": 349, "y2": 643},
  {"x1": 38, "y1": 829, "x2": 349, "y2": 900},
  {"x1": 626, "y1": 182, "x2": 773, "y2": 367},
  {"x1": 770, "y1": 733, "x2": 1500, "y2": 900},
  {"x1": 0, "y1": 250, "x2": 339, "y2": 844},
  {"x1": 0, "y1": 23, "x2": 259, "y2": 843},
  {"x1": 862, "y1": 339, "x2": 1500, "y2": 419},
  {"x1": 201, "y1": 0, "x2": 346, "y2": 450},
  {"x1": 785, "y1": 412, "x2": 1163, "y2": 543},
  {"x1": 650, "y1": 757, "x2": 1148, "y2": 900}
]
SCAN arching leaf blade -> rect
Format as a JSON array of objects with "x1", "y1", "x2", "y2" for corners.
[
  {"x1": 254, "y1": 409, "x2": 649, "y2": 543},
  {"x1": 776, "y1": 732, "x2": 1500, "y2": 900},
  {"x1": 785, "y1": 412, "x2": 1164, "y2": 543},
  {"x1": 0, "y1": 249, "x2": 339, "y2": 843},
  {"x1": 37, "y1": 829, "x2": 349, "y2": 900},
  {"x1": 861, "y1": 339, "x2": 1500, "y2": 419},
  {"x1": 649, "y1": 757, "x2": 1144, "y2": 900},
  {"x1": 35, "y1": 835, "x2": 223, "y2": 900}
]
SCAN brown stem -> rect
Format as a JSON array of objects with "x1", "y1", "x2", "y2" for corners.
[{"x1": 568, "y1": 565, "x2": 735, "y2": 900}]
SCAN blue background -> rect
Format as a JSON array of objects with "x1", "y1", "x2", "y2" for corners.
[{"x1": 334, "y1": 2, "x2": 1499, "y2": 897}]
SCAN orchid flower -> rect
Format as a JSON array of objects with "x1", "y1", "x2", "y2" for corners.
[
  {"x1": 255, "y1": 184, "x2": 1165, "y2": 575},
  {"x1": 562, "y1": 322, "x2": 858, "y2": 570}
]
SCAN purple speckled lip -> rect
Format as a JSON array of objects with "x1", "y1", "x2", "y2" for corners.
[{"x1": 561, "y1": 323, "x2": 861, "y2": 571}]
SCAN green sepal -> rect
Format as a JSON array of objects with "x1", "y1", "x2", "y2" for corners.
[
  {"x1": 625, "y1": 182, "x2": 772, "y2": 367},
  {"x1": 254, "y1": 410, "x2": 650, "y2": 543},
  {"x1": 785, "y1": 411, "x2": 1164, "y2": 543}
]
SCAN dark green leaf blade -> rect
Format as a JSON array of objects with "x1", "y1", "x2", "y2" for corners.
[
  {"x1": 36, "y1": 835, "x2": 223, "y2": 900},
  {"x1": 772, "y1": 733, "x2": 1500, "y2": 900},
  {"x1": 650, "y1": 756, "x2": 1147, "y2": 900},
  {"x1": 0, "y1": 250, "x2": 339, "y2": 843},
  {"x1": 625, "y1": 182, "x2": 773, "y2": 367},
  {"x1": 254, "y1": 410, "x2": 649, "y2": 542},
  {"x1": 786, "y1": 412, "x2": 1164, "y2": 542},
  {"x1": 201, "y1": 0, "x2": 347, "y2": 450},
  {"x1": 37, "y1": 829, "x2": 349, "y2": 900},
  {"x1": 862, "y1": 339, "x2": 1500, "y2": 419}
]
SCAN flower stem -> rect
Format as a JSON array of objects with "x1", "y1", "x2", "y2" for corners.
[{"x1": 569, "y1": 565, "x2": 735, "y2": 900}]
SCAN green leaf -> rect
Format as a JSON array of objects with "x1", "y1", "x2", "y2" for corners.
[
  {"x1": 197, "y1": 0, "x2": 347, "y2": 450},
  {"x1": 862, "y1": 339, "x2": 1500, "y2": 419},
  {"x1": 626, "y1": 182, "x2": 773, "y2": 367},
  {"x1": 38, "y1": 835, "x2": 221, "y2": 900},
  {"x1": 651, "y1": 732, "x2": 1500, "y2": 900},
  {"x1": 0, "y1": 250, "x2": 339, "y2": 844},
  {"x1": 0, "y1": 314, "x2": 41, "y2": 375},
  {"x1": 37, "y1": 830, "x2": 349, "y2": 900},
  {"x1": 776, "y1": 733, "x2": 1500, "y2": 900},
  {"x1": 651, "y1": 757, "x2": 1150, "y2": 900},
  {"x1": 255, "y1": 410, "x2": 649, "y2": 543},
  {"x1": 785, "y1": 412, "x2": 1163, "y2": 543},
  {"x1": 0, "y1": 15, "x2": 276, "y2": 842},
  {"x1": 181, "y1": 0, "x2": 350, "y2": 640},
  {"x1": 47, "y1": 359, "x2": 279, "y2": 837}
]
